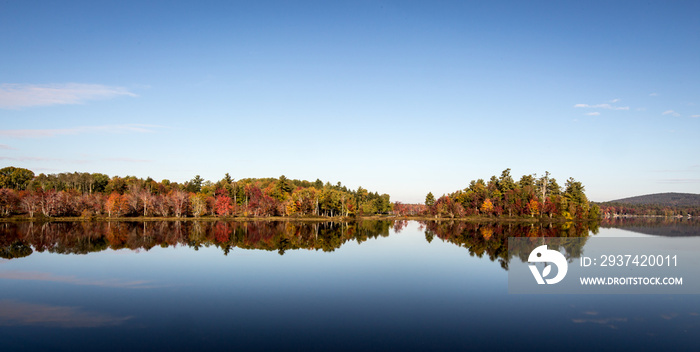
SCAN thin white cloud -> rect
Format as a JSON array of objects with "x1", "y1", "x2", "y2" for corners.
[
  {"x1": 610, "y1": 98, "x2": 620, "y2": 103},
  {"x1": 0, "y1": 124, "x2": 161, "y2": 138},
  {"x1": 0, "y1": 156, "x2": 92, "y2": 164},
  {"x1": 649, "y1": 92, "x2": 658, "y2": 96},
  {"x1": 104, "y1": 157, "x2": 153, "y2": 163},
  {"x1": 584, "y1": 112, "x2": 600, "y2": 116},
  {"x1": 662, "y1": 110, "x2": 680, "y2": 117},
  {"x1": 0, "y1": 144, "x2": 15, "y2": 150},
  {"x1": 0, "y1": 83, "x2": 136, "y2": 109},
  {"x1": 574, "y1": 103, "x2": 629, "y2": 111},
  {"x1": 0, "y1": 156, "x2": 55, "y2": 162},
  {"x1": 691, "y1": 115, "x2": 700, "y2": 118},
  {"x1": 0, "y1": 155, "x2": 153, "y2": 165},
  {"x1": 656, "y1": 179, "x2": 700, "y2": 184}
]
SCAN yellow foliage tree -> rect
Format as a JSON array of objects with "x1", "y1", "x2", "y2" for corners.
[
  {"x1": 528, "y1": 199, "x2": 540, "y2": 217},
  {"x1": 285, "y1": 199, "x2": 298, "y2": 216},
  {"x1": 480, "y1": 198, "x2": 494, "y2": 214}
]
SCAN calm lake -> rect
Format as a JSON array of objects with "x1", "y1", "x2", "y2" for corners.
[{"x1": 1, "y1": 219, "x2": 698, "y2": 351}]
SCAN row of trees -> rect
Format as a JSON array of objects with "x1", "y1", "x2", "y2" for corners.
[
  {"x1": 0, "y1": 166, "x2": 603, "y2": 220},
  {"x1": 0, "y1": 167, "x2": 391, "y2": 218},
  {"x1": 597, "y1": 203, "x2": 700, "y2": 217},
  {"x1": 421, "y1": 169, "x2": 599, "y2": 220}
]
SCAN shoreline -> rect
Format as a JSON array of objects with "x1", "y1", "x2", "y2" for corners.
[{"x1": 0, "y1": 215, "x2": 598, "y2": 223}]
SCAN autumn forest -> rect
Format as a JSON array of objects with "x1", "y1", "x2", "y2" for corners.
[{"x1": 1, "y1": 166, "x2": 597, "y2": 221}]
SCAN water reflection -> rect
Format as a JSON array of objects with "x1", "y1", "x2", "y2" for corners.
[
  {"x1": 420, "y1": 220, "x2": 595, "y2": 269},
  {"x1": 0, "y1": 300, "x2": 132, "y2": 328},
  {"x1": 0, "y1": 220, "x2": 697, "y2": 351},
  {"x1": 0, "y1": 221, "x2": 393, "y2": 258},
  {"x1": 0, "y1": 271, "x2": 155, "y2": 289},
  {"x1": 1, "y1": 220, "x2": 597, "y2": 271},
  {"x1": 600, "y1": 217, "x2": 700, "y2": 237}
]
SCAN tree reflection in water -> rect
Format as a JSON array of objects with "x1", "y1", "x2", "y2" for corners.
[
  {"x1": 419, "y1": 220, "x2": 596, "y2": 270},
  {"x1": 0, "y1": 221, "x2": 392, "y2": 258},
  {"x1": 0, "y1": 220, "x2": 596, "y2": 270}
]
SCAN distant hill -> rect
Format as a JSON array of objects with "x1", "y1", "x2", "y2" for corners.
[{"x1": 606, "y1": 193, "x2": 700, "y2": 207}]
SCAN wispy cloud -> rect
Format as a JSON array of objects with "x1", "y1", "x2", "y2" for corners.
[
  {"x1": 691, "y1": 115, "x2": 699, "y2": 118},
  {"x1": 0, "y1": 155, "x2": 153, "y2": 165},
  {"x1": 0, "y1": 156, "x2": 57, "y2": 162},
  {"x1": 0, "y1": 83, "x2": 136, "y2": 109},
  {"x1": 0, "y1": 144, "x2": 15, "y2": 150},
  {"x1": 650, "y1": 165, "x2": 700, "y2": 173},
  {"x1": 610, "y1": 98, "x2": 620, "y2": 103},
  {"x1": 0, "y1": 156, "x2": 93, "y2": 165},
  {"x1": 662, "y1": 110, "x2": 681, "y2": 117},
  {"x1": 649, "y1": 92, "x2": 658, "y2": 96},
  {"x1": 0, "y1": 300, "x2": 131, "y2": 328},
  {"x1": 574, "y1": 103, "x2": 629, "y2": 111},
  {"x1": 0, "y1": 124, "x2": 161, "y2": 138},
  {"x1": 104, "y1": 157, "x2": 152, "y2": 163},
  {"x1": 584, "y1": 112, "x2": 600, "y2": 116},
  {"x1": 656, "y1": 179, "x2": 700, "y2": 184}
]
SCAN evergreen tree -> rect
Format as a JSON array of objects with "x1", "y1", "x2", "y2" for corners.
[{"x1": 425, "y1": 192, "x2": 436, "y2": 206}]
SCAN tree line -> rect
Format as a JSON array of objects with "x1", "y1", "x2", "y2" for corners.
[
  {"x1": 0, "y1": 166, "x2": 601, "y2": 220},
  {"x1": 596, "y1": 202, "x2": 700, "y2": 217},
  {"x1": 0, "y1": 167, "x2": 391, "y2": 218},
  {"x1": 408, "y1": 169, "x2": 600, "y2": 220}
]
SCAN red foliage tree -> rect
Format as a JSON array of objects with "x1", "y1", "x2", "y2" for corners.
[
  {"x1": 19, "y1": 191, "x2": 40, "y2": 218},
  {"x1": 215, "y1": 189, "x2": 233, "y2": 216},
  {"x1": 0, "y1": 188, "x2": 19, "y2": 217}
]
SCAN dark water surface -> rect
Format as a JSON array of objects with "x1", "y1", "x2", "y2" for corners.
[{"x1": 0, "y1": 220, "x2": 698, "y2": 351}]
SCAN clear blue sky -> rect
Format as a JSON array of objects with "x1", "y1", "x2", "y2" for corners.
[{"x1": 1, "y1": 0, "x2": 699, "y2": 202}]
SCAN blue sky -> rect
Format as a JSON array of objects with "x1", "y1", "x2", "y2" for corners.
[{"x1": 1, "y1": 0, "x2": 699, "y2": 202}]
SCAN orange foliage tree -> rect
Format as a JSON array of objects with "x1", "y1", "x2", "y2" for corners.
[
  {"x1": 528, "y1": 199, "x2": 540, "y2": 217},
  {"x1": 480, "y1": 198, "x2": 494, "y2": 214},
  {"x1": 105, "y1": 192, "x2": 129, "y2": 217}
]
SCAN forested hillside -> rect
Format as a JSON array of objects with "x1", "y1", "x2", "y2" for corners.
[
  {"x1": 0, "y1": 166, "x2": 391, "y2": 218},
  {"x1": 608, "y1": 193, "x2": 700, "y2": 206},
  {"x1": 597, "y1": 193, "x2": 700, "y2": 217}
]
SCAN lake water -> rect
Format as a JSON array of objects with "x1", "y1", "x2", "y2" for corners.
[{"x1": 0, "y1": 220, "x2": 698, "y2": 351}]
